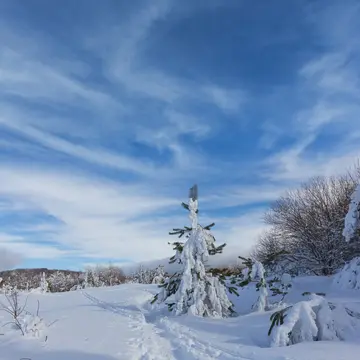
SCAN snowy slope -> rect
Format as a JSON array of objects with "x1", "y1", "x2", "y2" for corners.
[{"x1": 1, "y1": 277, "x2": 360, "y2": 360}]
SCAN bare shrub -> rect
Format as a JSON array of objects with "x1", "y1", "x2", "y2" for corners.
[
  {"x1": 259, "y1": 173, "x2": 360, "y2": 275},
  {"x1": 0, "y1": 287, "x2": 29, "y2": 335},
  {"x1": 0, "y1": 286, "x2": 48, "y2": 339}
]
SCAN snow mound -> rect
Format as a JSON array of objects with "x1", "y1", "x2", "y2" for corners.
[
  {"x1": 270, "y1": 294, "x2": 356, "y2": 347},
  {"x1": 333, "y1": 257, "x2": 360, "y2": 290}
]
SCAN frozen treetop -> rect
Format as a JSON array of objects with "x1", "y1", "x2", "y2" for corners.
[
  {"x1": 188, "y1": 198, "x2": 198, "y2": 230},
  {"x1": 343, "y1": 185, "x2": 360, "y2": 242}
]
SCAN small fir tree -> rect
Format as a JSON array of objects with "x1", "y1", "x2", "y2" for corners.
[
  {"x1": 39, "y1": 272, "x2": 49, "y2": 293},
  {"x1": 152, "y1": 185, "x2": 234, "y2": 318},
  {"x1": 233, "y1": 256, "x2": 268, "y2": 312},
  {"x1": 343, "y1": 184, "x2": 360, "y2": 243},
  {"x1": 83, "y1": 270, "x2": 89, "y2": 288},
  {"x1": 152, "y1": 265, "x2": 165, "y2": 284}
]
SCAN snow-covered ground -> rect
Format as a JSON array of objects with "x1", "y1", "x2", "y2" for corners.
[{"x1": 1, "y1": 276, "x2": 360, "y2": 360}]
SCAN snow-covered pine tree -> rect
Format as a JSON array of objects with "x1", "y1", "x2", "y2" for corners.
[
  {"x1": 132, "y1": 265, "x2": 154, "y2": 284},
  {"x1": 152, "y1": 185, "x2": 234, "y2": 318},
  {"x1": 343, "y1": 184, "x2": 360, "y2": 243},
  {"x1": 83, "y1": 270, "x2": 89, "y2": 288},
  {"x1": 234, "y1": 256, "x2": 269, "y2": 312},
  {"x1": 152, "y1": 265, "x2": 165, "y2": 284},
  {"x1": 85, "y1": 267, "x2": 102, "y2": 287},
  {"x1": 39, "y1": 272, "x2": 48, "y2": 293}
]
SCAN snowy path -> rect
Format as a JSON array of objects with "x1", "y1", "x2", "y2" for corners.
[
  {"x1": 0, "y1": 285, "x2": 174, "y2": 360},
  {"x1": 81, "y1": 288, "x2": 245, "y2": 360},
  {"x1": 1, "y1": 282, "x2": 360, "y2": 360},
  {"x1": 0, "y1": 285, "x2": 249, "y2": 360}
]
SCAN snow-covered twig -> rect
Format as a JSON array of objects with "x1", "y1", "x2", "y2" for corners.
[{"x1": 0, "y1": 287, "x2": 29, "y2": 335}]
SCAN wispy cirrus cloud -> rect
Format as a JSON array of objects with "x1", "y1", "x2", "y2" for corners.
[
  {"x1": 0, "y1": 0, "x2": 360, "y2": 270},
  {"x1": 260, "y1": 0, "x2": 360, "y2": 182}
]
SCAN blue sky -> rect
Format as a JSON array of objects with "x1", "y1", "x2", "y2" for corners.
[{"x1": 1, "y1": 0, "x2": 360, "y2": 271}]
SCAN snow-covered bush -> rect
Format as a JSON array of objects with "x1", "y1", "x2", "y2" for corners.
[
  {"x1": 269, "y1": 294, "x2": 357, "y2": 347},
  {"x1": 0, "y1": 286, "x2": 28, "y2": 334},
  {"x1": 94, "y1": 265, "x2": 126, "y2": 286},
  {"x1": 333, "y1": 257, "x2": 360, "y2": 290},
  {"x1": 0, "y1": 286, "x2": 48, "y2": 339},
  {"x1": 258, "y1": 175, "x2": 358, "y2": 275},
  {"x1": 152, "y1": 185, "x2": 234, "y2": 318},
  {"x1": 21, "y1": 313, "x2": 47, "y2": 339},
  {"x1": 80, "y1": 265, "x2": 126, "y2": 288},
  {"x1": 48, "y1": 271, "x2": 78, "y2": 292}
]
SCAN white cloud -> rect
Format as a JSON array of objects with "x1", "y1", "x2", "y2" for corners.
[
  {"x1": 212, "y1": 210, "x2": 270, "y2": 256},
  {"x1": 261, "y1": 0, "x2": 360, "y2": 183},
  {"x1": 0, "y1": 42, "x2": 120, "y2": 111},
  {"x1": 135, "y1": 110, "x2": 210, "y2": 150},
  {"x1": 1, "y1": 0, "x2": 360, "y2": 270},
  {"x1": 0, "y1": 246, "x2": 23, "y2": 270},
  {"x1": 202, "y1": 85, "x2": 246, "y2": 114},
  {"x1": 202, "y1": 185, "x2": 285, "y2": 208},
  {"x1": 0, "y1": 164, "x2": 181, "y2": 261},
  {"x1": 86, "y1": 0, "x2": 246, "y2": 112},
  {"x1": 0, "y1": 110, "x2": 156, "y2": 176},
  {"x1": 0, "y1": 161, "x2": 275, "y2": 264},
  {"x1": 121, "y1": 209, "x2": 269, "y2": 275}
]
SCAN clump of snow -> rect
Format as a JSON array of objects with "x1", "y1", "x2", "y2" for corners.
[
  {"x1": 333, "y1": 257, "x2": 360, "y2": 290},
  {"x1": 270, "y1": 294, "x2": 358, "y2": 347},
  {"x1": 316, "y1": 300, "x2": 338, "y2": 341},
  {"x1": 343, "y1": 185, "x2": 360, "y2": 242},
  {"x1": 21, "y1": 314, "x2": 47, "y2": 340},
  {"x1": 250, "y1": 261, "x2": 268, "y2": 312},
  {"x1": 250, "y1": 261, "x2": 266, "y2": 280},
  {"x1": 270, "y1": 295, "x2": 321, "y2": 347},
  {"x1": 253, "y1": 283, "x2": 268, "y2": 312}
]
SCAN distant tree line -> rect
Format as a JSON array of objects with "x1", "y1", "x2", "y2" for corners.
[
  {"x1": 0, "y1": 265, "x2": 127, "y2": 293},
  {"x1": 0, "y1": 263, "x2": 171, "y2": 293}
]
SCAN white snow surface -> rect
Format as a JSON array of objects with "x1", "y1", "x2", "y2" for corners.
[{"x1": 1, "y1": 276, "x2": 360, "y2": 360}]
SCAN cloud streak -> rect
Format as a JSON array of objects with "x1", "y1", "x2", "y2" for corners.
[{"x1": 0, "y1": 0, "x2": 359, "y2": 268}]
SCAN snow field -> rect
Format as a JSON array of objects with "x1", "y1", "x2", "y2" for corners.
[{"x1": 1, "y1": 277, "x2": 360, "y2": 360}]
